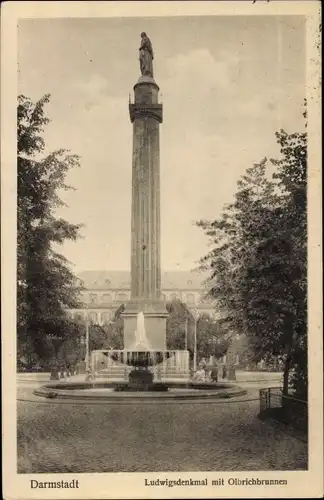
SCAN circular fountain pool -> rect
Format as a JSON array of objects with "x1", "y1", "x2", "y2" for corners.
[{"x1": 34, "y1": 381, "x2": 247, "y2": 402}]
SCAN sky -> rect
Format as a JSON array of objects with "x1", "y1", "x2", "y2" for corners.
[{"x1": 18, "y1": 15, "x2": 305, "y2": 273}]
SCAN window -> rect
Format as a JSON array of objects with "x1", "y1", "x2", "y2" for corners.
[
  {"x1": 170, "y1": 293, "x2": 178, "y2": 301},
  {"x1": 117, "y1": 293, "x2": 128, "y2": 303},
  {"x1": 89, "y1": 293, "x2": 98, "y2": 304},
  {"x1": 88, "y1": 312, "x2": 97, "y2": 324},
  {"x1": 101, "y1": 293, "x2": 112, "y2": 305},
  {"x1": 80, "y1": 292, "x2": 89, "y2": 303},
  {"x1": 186, "y1": 293, "x2": 195, "y2": 304}
]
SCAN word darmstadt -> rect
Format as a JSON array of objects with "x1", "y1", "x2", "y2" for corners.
[{"x1": 30, "y1": 480, "x2": 79, "y2": 489}]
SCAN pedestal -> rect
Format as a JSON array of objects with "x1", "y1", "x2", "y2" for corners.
[{"x1": 123, "y1": 299, "x2": 167, "y2": 350}]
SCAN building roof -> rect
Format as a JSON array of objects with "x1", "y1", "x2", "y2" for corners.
[{"x1": 77, "y1": 270, "x2": 209, "y2": 291}]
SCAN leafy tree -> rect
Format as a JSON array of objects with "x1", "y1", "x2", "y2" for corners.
[
  {"x1": 197, "y1": 121, "x2": 307, "y2": 398},
  {"x1": 108, "y1": 304, "x2": 125, "y2": 349},
  {"x1": 88, "y1": 324, "x2": 108, "y2": 351},
  {"x1": 166, "y1": 300, "x2": 192, "y2": 351},
  {"x1": 89, "y1": 320, "x2": 124, "y2": 351},
  {"x1": 17, "y1": 94, "x2": 83, "y2": 368},
  {"x1": 166, "y1": 301, "x2": 230, "y2": 362},
  {"x1": 59, "y1": 324, "x2": 84, "y2": 371},
  {"x1": 195, "y1": 314, "x2": 229, "y2": 360},
  {"x1": 86, "y1": 305, "x2": 126, "y2": 352},
  {"x1": 271, "y1": 127, "x2": 307, "y2": 397},
  {"x1": 226, "y1": 334, "x2": 259, "y2": 368},
  {"x1": 108, "y1": 319, "x2": 124, "y2": 349}
]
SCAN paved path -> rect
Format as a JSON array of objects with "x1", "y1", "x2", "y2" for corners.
[{"x1": 17, "y1": 381, "x2": 307, "y2": 473}]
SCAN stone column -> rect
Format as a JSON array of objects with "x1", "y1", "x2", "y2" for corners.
[{"x1": 123, "y1": 75, "x2": 167, "y2": 350}]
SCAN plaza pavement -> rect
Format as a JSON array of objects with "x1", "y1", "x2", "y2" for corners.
[{"x1": 17, "y1": 372, "x2": 306, "y2": 473}]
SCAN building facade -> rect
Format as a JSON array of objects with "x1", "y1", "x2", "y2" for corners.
[
  {"x1": 67, "y1": 270, "x2": 257, "y2": 369},
  {"x1": 68, "y1": 270, "x2": 218, "y2": 324}
]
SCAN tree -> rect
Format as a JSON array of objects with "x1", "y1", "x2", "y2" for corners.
[
  {"x1": 17, "y1": 94, "x2": 83, "y2": 368},
  {"x1": 58, "y1": 322, "x2": 84, "y2": 371},
  {"x1": 108, "y1": 304, "x2": 125, "y2": 349},
  {"x1": 89, "y1": 320, "x2": 124, "y2": 351},
  {"x1": 195, "y1": 314, "x2": 229, "y2": 361},
  {"x1": 89, "y1": 325, "x2": 108, "y2": 351},
  {"x1": 86, "y1": 305, "x2": 126, "y2": 352},
  {"x1": 166, "y1": 300, "x2": 192, "y2": 351},
  {"x1": 166, "y1": 301, "x2": 230, "y2": 363},
  {"x1": 270, "y1": 127, "x2": 307, "y2": 397},
  {"x1": 197, "y1": 121, "x2": 307, "y2": 398}
]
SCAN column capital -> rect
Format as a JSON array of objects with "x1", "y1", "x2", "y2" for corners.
[
  {"x1": 129, "y1": 104, "x2": 163, "y2": 123},
  {"x1": 134, "y1": 75, "x2": 160, "y2": 91}
]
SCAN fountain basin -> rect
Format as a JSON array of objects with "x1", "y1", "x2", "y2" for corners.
[
  {"x1": 92, "y1": 349, "x2": 190, "y2": 381},
  {"x1": 34, "y1": 381, "x2": 247, "y2": 402},
  {"x1": 105, "y1": 350, "x2": 173, "y2": 368}
]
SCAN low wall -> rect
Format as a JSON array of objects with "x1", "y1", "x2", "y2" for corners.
[
  {"x1": 17, "y1": 373, "x2": 51, "y2": 382},
  {"x1": 235, "y1": 371, "x2": 283, "y2": 382}
]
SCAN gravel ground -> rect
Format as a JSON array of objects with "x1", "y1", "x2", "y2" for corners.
[{"x1": 17, "y1": 386, "x2": 307, "y2": 473}]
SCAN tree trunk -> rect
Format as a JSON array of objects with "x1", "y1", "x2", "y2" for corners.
[
  {"x1": 283, "y1": 317, "x2": 294, "y2": 397},
  {"x1": 50, "y1": 340, "x2": 62, "y2": 380},
  {"x1": 283, "y1": 349, "x2": 292, "y2": 396}
]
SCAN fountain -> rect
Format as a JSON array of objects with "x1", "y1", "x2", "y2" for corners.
[
  {"x1": 92, "y1": 312, "x2": 184, "y2": 391},
  {"x1": 108, "y1": 312, "x2": 167, "y2": 390},
  {"x1": 35, "y1": 309, "x2": 245, "y2": 401}
]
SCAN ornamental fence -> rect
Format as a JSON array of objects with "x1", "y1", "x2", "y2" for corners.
[{"x1": 259, "y1": 387, "x2": 308, "y2": 434}]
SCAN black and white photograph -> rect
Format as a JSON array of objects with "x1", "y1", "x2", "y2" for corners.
[{"x1": 1, "y1": 1, "x2": 322, "y2": 499}]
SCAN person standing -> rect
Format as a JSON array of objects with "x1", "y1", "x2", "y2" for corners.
[{"x1": 210, "y1": 363, "x2": 218, "y2": 382}]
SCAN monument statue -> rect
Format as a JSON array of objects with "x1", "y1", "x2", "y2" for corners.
[{"x1": 139, "y1": 32, "x2": 154, "y2": 77}]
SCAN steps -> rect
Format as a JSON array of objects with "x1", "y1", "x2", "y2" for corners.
[{"x1": 95, "y1": 365, "x2": 189, "y2": 381}]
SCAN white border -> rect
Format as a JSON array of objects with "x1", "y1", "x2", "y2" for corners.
[{"x1": 1, "y1": 2, "x2": 322, "y2": 499}]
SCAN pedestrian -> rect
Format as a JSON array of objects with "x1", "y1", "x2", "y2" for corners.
[
  {"x1": 222, "y1": 365, "x2": 227, "y2": 379},
  {"x1": 210, "y1": 365, "x2": 218, "y2": 382},
  {"x1": 204, "y1": 365, "x2": 211, "y2": 381},
  {"x1": 199, "y1": 357, "x2": 207, "y2": 370},
  {"x1": 194, "y1": 368, "x2": 205, "y2": 381}
]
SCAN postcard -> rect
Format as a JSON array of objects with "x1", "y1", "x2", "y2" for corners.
[{"x1": 1, "y1": 1, "x2": 322, "y2": 499}]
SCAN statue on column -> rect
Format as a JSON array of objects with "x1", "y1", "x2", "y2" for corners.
[{"x1": 139, "y1": 32, "x2": 154, "y2": 77}]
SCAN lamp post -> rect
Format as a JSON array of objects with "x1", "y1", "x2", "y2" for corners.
[
  {"x1": 80, "y1": 334, "x2": 85, "y2": 363},
  {"x1": 85, "y1": 316, "x2": 90, "y2": 373},
  {"x1": 82, "y1": 304, "x2": 93, "y2": 379},
  {"x1": 193, "y1": 308, "x2": 198, "y2": 373}
]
